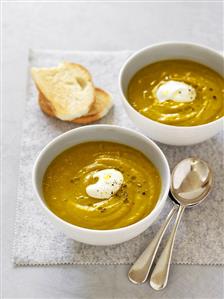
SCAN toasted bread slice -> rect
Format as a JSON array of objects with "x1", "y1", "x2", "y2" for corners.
[
  {"x1": 39, "y1": 88, "x2": 113, "y2": 124},
  {"x1": 31, "y1": 62, "x2": 95, "y2": 120}
]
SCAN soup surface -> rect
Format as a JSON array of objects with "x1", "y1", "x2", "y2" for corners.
[
  {"x1": 127, "y1": 60, "x2": 224, "y2": 126},
  {"x1": 43, "y1": 142, "x2": 161, "y2": 230}
]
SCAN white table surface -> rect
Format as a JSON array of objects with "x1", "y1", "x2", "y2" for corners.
[{"x1": 2, "y1": 2, "x2": 224, "y2": 298}]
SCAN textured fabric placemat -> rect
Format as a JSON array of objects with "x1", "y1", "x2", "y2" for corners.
[{"x1": 13, "y1": 49, "x2": 224, "y2": 266}]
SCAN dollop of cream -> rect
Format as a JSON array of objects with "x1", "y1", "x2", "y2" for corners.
[
  {"x1": 86, "y1": 169, "x2": 124, "y2": 199},
  {"x1": 154, "y1": 80, "x2": 196, "y2": 103}
]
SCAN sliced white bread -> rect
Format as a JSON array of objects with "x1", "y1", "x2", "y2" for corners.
[
  {"x1": 31, "y1": 62, "x2": 95, "y2": 120},
  {"x1": 39, "y1": 87, "x2": 113, "y2": 124}
]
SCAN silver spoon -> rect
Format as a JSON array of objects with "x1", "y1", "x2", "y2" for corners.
[{"x1": 128, "y1": 157, "x2": 212, "y2": 288}]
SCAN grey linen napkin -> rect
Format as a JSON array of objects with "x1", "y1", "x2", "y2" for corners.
[{"x1": 13, "y1": 49, "x2": 224, "y2": 266}]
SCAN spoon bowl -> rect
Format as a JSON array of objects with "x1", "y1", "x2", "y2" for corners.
[{"x1": 171, "y1": 157, "x2": 213, "y2": 207}]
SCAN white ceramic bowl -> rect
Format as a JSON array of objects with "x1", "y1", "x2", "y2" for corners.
[
  {"x1": 33, "y1": 125, "x2": 170, "y2": 246},
  {"x1": 119, "y1": 42, "x2": 224, "y2": 146}
]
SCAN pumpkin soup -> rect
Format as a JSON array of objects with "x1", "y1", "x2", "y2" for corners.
[
  {"x1": 127, "y1": 60, "x2": 224, "y2": 126},
  {"x1": 43, "y1": 142, "x2": 161, "y2": 230}
]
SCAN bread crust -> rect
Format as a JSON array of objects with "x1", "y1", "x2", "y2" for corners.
[{"x1": 38, "y1": 90, "x2": 55, "y2": 116}]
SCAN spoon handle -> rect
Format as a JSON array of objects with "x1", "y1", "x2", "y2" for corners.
[
  {"x1": 150, "y1": 205, "x2": 185, "y2": 290},
  {"x1": 128, "y1": 205, "x2": 178, "y2": 284}
]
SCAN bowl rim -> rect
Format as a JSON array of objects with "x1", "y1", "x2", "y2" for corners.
[
  {"x1": 119, "y1": 41, "x2": 224, "y2": 130},
  {"x1": 32, "y1": 124, "x2": 170, "y2": 235}
]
